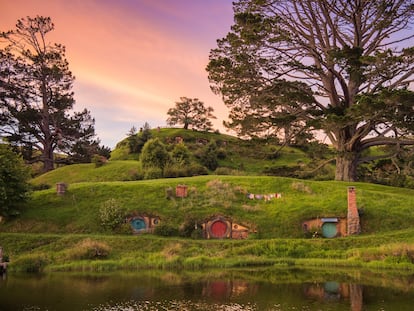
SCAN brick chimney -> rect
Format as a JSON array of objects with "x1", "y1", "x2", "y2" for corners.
[{"x1": 347, "y1": 186, "x2": 360, "y2": 235}]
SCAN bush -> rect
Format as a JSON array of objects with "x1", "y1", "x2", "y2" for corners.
[
  {"x1": 0, "y1": 144, "x2": 31, "y2": 217},
  {"x1": 13, "y1": 254, "x2": 49, "y2": 273},
  {"x1": 99, "y1": 199, "x2": 126, "y2": 230},
  {"x1": 200, "y1": 141, "x2": 218, "y2": 171},
  {"x1": 154, "y1": 223, "x2": 179, "y2": 237},
  {"x1": 66, "y1": 239, "x2": 111, "y2": 260},
  {"x1": 140, "y1": 138, "x2": 171, "y2": 170},
  {"x1": 163, "y1": 163, "x2": 188, "y2": 178},
  {"x1": 91, "y1": 154, "x2": 107, "y2": 167},
  {"x1": 31, "y1": 183, "x2": 51, "y2": 191},
  {"x1": 214, "y1": 167, "x2": 242, "y2": 175},
  {"x1": 143, "y1": 166, "x2": 163, "y2": 180},
  {"x1": 187, "y1": 163, "x2": 208, "y2": 176}
]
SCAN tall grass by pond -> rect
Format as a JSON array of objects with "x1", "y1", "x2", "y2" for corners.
[{"x1": 1, "y1": 229, "x2": 414, "y2": 273}]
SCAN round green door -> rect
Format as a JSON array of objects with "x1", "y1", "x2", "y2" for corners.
[{"x1": 322, "y1": 222, "x2": 337, "y2": 238}]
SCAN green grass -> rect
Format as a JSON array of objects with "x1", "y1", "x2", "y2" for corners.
[
  {"x1": 10, "y1": 176, "x2": 414, "y2": 238},
  {"x1": 1, "y1": 229, "x2": 414, "y2": 272},
  {"x1": 4, "y1": 128, "x2": 414, "y2": 272},
  {"x1": 31, "y1": 161, "x2": 142, "y2": 186}
]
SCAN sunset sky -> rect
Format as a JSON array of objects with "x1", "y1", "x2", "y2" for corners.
[{"x1": 1, "y1": 0, "x2": 235, "y2": 148}]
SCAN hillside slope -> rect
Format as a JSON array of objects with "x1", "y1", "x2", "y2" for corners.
[{"x1": 6, "y1": 176, "x2": 414, "y2": 239}]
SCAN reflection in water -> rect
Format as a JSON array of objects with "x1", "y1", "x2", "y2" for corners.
[
  {"x1": 1, "y1": 268, "x2": 414, "y2": 310},
  {"x1": 304, "y1": 282, "x2": 363, "y2": 311}
]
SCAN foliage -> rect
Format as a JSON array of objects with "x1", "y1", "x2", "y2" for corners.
[
  {"x1": 143, "y1": 166, "x2": 163, "y2": 180},
  {"x1": 0, "y1": 144, "x2": 31, "y2": 217},
  {"x1": 12, "y1": 253, "x2": 49, "y2": 273},
  {"x1": 126, "y1": 123, "x2": 152, "y2": 154},
  {"x1": 166, "y1": 97, "x2": 216, "y2": 131},
  {"x1": 91, "y1": 154, "x2": 107, "y2": 168},
  {"x1": 206, "y1": 0, "x2": 414, "y2": 181},
  {"x1": 99, "y1": 199, "x2": 126, "y2": 230},
  {"x1": 0, "y1": 16, "x2": 98, "y2": 172},
  {"x1": 199, "y1": 141, "x2": 219, "y2": 171},
  {"x1": 65, "y1": 238, "x2": 111, "y2": 260},
  {"x1": 140, "y1": 138, "x2": 171, "y2": 170},
  {"x1": 154, "y1": 223, "x2": 179, "y2": 237},
  {"x1": 163, "y1": 163, "x2": 189, "y2": 178},
  {"x1": 171, "y1": 142, "x2": 191, "y2": 165}
]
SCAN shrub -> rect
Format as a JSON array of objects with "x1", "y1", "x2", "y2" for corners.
[
  {"x1": 140, "y1": 138, "x2": 171, "y2": 170},
  {"x1": 200, "y1": 141, "x2": 218, "y2": 171},
  {"x1": 0, "y1": 144, "x2": 31, "y2": 217},
  {"x1": 67, "y1": 239, "x2": 111, "y2": 260},
  {"x1": 91, "y1": 154, "x2": 107, "y2": 167},
  {"x1": 128, "y1": 168, "x2": 144, "y2": 180},
  {"x1": 143, "y1": 166, "x2": 163, "y2": 180},
  {"x1": 171, "y1": 142, "x2": 191, "y2": 165},
  {"x1": 187, "y1": 163, "x2": 208, "y2": 176},
  {"x1": 154, "y1": 223, "x2": 179, "y2": 237},
  {"x1": 31, "y1": 183, "x2": 51, "y2": 191},
  {"x1": 99, "y1": 199, "x2": 126, "y2": 230},
  {"x1": 214, "y1": 167, "x2": 242, "y2": 176},
  {"x1": 163, "y1": 163, "x2": 188, "y2": 178},
  {"x1": 216, "y1": 147, "x2": 227, "y2": 160},
  {"x1": 13, "y1": 254, "x2": 49, "y2": 273}
]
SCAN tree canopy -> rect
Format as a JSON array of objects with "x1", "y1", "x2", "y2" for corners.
[
  {"x1": 207, "y1": 0, "x2": 414, "y2": 181},
  {"x1": 0, "y1": 144, "x2": 30, "y2": 217},
  {"x1": 166, "y1": 97, "x2": 216, "y2": 131},
  {"x1": 0, "y1": 16, "x2": 99, "y2": 172}
]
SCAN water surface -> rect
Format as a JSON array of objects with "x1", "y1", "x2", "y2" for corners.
[{"x1": 1, "y1": 268, "x2": 413, "y2": 310}]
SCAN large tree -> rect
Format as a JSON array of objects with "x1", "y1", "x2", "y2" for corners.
[
  {"x1": 0, "y1": 16, "x2": 97, "y2": 172},
  {"x1": 167, "y1": 97, "x2": 216, "y2": 131},
  {"x1": 207, "y1": 0, "x2": 414, "y2": 181}
]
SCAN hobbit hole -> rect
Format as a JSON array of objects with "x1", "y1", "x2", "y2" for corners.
[
  {"x1": 203, "y1": 216, "x2": 251, "y2": 239},
  {"x1": 128, "y1": 215, "x2": 160, "y2": 234}
]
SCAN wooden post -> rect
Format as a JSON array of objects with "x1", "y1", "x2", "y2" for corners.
[{"x1": 56, "y1": 182, "x2": 66, "y2": 195}]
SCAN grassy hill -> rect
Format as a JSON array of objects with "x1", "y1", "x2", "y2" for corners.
[
  {"x1": 1, "y1": 175, "x2": 414, "y2": 272},
  {"x1": 2, "y1": 128, "x2": 414, "y2": 273},
  {"x1": 31, "y1": 128, "x2": 332, "y2": 187},
  {"x1": 6, "y1": 175, "x2": 414, "y2": 238}
]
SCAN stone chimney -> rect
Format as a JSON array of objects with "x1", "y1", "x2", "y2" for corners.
[{"x1": 347, "y1": 186, "x2": 361, "y2": 235}]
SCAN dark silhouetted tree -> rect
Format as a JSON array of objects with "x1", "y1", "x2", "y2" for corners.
[
  {"x1": 0, "y1": 16, "x2": 98, "y2": 172},
  {"x1": 207, "y1": 0, "x2": 414, "y2": 181}
]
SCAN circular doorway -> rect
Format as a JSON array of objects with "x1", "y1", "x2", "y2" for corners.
[
  {"x1": 131, "y1": 218, "x2": 146, "y2": 231},
  {"x1": 210, "y1": 219, "x2": 230, "y2": 238},
  {"x1": 322, "y1": 222, "x2": 337, "y2": 238}
]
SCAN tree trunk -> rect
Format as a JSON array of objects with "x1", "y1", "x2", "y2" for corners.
[
  {"x1": 335, "y1": 152, "x2": 358, "y2": 181},
  {"x1": 42, "y1": 143, "x2": 55, "y2": 172}
]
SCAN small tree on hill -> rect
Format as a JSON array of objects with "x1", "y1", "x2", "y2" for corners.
[
  {"x1": 167, "y1": 97, "x2": 216, "y2": 131},
  {"x1": 140, "y1": 138, "x2": 171, "y2": 170}
]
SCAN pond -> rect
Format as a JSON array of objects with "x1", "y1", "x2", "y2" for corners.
[{"x1": 1, "y1": 267, "x2": 414, "y2": 310}]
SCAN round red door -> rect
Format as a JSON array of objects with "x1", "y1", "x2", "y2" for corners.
[{"x1": 210, "y1": 220, "x2": 229, "y2": 238}]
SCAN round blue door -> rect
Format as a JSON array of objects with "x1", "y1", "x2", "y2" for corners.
[{"x1": 131, "y1": 218, "x2": 146, "y2": 230}]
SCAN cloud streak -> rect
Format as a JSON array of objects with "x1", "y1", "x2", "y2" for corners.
[{"x1": 1, "y1": 0, "x2": 234, "y2": 148}]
